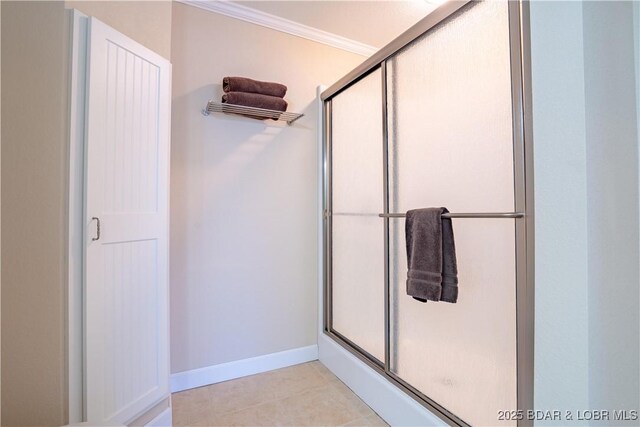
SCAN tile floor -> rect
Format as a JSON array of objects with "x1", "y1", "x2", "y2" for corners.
[{"x1": 171, "y1": 361, "x2": 388, "y2": 426}]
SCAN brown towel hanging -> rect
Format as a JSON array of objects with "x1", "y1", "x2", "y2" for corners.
[{"x1": 405, "y1": 208, "x2": 459, "y2": 303}]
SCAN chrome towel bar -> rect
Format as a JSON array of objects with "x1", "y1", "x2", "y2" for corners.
[{"x1": 378, "y1": 212, "x2": 525, "y2": 219}]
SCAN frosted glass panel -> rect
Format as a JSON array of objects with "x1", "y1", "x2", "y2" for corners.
[
  {"x1": 332, "y1": 69, "x2": 383, "y2": 214},
  {"x1": 388, "y1": 1, "x2": 514, "y2": 213},
  {"x1": 390, "y1": 219, "x2": 516, "y2": 426},
  {"x1": 330, "y1": 69, "x2": 384, "y2": 362},
  {"x1": 332, "y1": 216, "x2": 384, "y2": 361},
  {"x1": 387, "y1": 2, "x2": 517, "y2": 425}
]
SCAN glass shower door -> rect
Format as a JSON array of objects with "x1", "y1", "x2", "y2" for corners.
[
  {"x1": 330, "y1": 69, "x2": 385, "y2": 363},
  {"x1": 387, "y1": 2, "x2": 517, "y2": 425}
]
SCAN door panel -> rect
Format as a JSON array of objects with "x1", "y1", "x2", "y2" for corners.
[
  {"x1": 85, "y1": 17, "x2": 171, "y2": 425},
  {"x1": 103, "y1": 43, "x2": 160, "y2": 214},
  {"x1": 332, "y1": 215, "x2": 385, "y2": 361},
  {"x1": 101, "y1": 239, "x2": 160, "y2": 417},
  {"x1": 387, "y1": 2, "x2": 517, "y2": 425},
  {"x1": 389, "y1": 218, "x2": 517, "y2": 426},
  {"x1": 330, "y1": 69, "x2": 385, "y2": 362},
  {"x1": 387, "y1": 1, "x2": 514, "y2": 214}
]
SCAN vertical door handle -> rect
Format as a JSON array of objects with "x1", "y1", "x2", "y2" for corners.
[{"x1": 92, "y1": 217, "x2": 101, "y2": 241}]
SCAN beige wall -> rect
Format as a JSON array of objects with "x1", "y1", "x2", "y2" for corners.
[
  {"x1": 170, "y1": 2, "x2": 364, "y2": 374},
  {"x1": 66, "y1": 0, "x2": 172, "y2": 60},
  {"x1": 530, "y1": 1, "x2": 590, "y2": 417},
  {"x1": 1, "y1": 2, "x2": 171, "y2": 425},
  {"x1": 1, "y1": 2, "x2": 3, "y2": 424},
  {"x1": 1, "y1": 2, "x2": 70, "y2": 425},
  {"x1": 532, "y1": 1, "x2": 640, "y2": 423},
  {"x1": 583, "y1": 1, "x2": 639, "y2": 419}
]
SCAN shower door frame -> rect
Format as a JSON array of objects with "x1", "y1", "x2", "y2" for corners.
[{"x1": 321, "y1": 1, "x2": 534, "y2": 426}]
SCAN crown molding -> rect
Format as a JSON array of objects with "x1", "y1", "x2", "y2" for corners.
[{"x1": 176, "y1": 0, "x2": 377, "y2": 57}]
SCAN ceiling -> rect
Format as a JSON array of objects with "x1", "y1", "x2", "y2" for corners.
[{"x1": 233, "y1": 1, "x2": 441, "y2": 49}]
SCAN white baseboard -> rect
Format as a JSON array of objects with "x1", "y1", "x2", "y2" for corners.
[
  {"x1": 318, "y1": 334, "x2": 446, "y2": 427},
  {"x1": 170, "y1": 345, "x2": 319, "y2": 393},
  {"x1": 144, "y1": 407, "x2": 172, "y2": 427}
]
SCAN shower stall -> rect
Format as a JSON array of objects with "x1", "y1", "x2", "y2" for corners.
[{"x1": 321, "y1": 1, "x2": 534, "y2": 425}]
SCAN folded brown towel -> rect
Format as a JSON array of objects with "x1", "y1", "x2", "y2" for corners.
[
  {"x1": 405, "y1": 208, "x2": 458, "y2": 303},
  {"x1": 223, "y1": 76, "x2": 287, "y2": 98},
  {"x1": 222, "y1": 92, "x2": 288, "y2": 112}
]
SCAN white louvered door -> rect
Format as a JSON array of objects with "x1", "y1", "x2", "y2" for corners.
[{"x1": 84, "y1": 17, "x2": 171, "y2": 425}]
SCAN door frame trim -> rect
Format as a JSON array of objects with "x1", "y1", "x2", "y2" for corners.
[{"x1": 68, "y1": 9, "x2": 90, "y2": 424}]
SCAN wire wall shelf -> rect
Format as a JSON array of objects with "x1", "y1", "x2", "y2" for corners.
[{"x1": 202, "y1": 101, "x2": 304, "y2": 125}]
